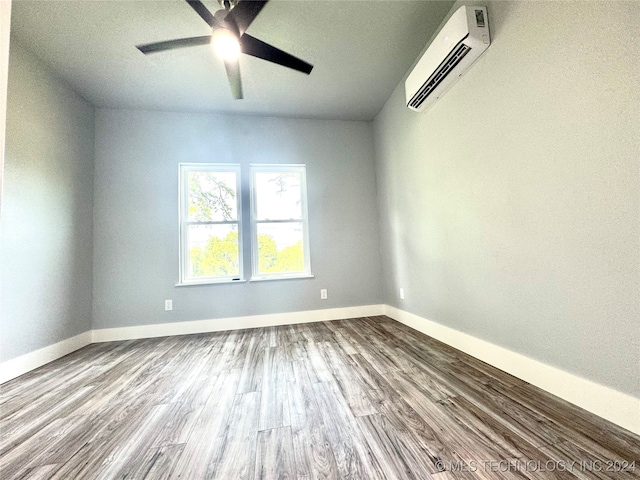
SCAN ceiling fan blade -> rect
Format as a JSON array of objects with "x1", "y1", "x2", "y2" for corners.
[
  {"x1": 226, "y1": 0, "x2": 268, "y2": 36},
  {"x1": 224, "y1": 59, "x2": 244, "y2": 99},
  {"x1": 136, "y1": 35, "x2": 212, "y2": 54},
  {"x1": 185, "y1": 0, "x2": 217, "y2": 27},
  {"x1": 240, "y1": 35, "x2": 313, "y2": 74}
]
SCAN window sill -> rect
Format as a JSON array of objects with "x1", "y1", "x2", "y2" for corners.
[
  {"x1": 249, "y1": 274, "x2": 315, "y2": 282},
  {"x1": 175, "y1": 279, "x2": 246, "y2": 287}
]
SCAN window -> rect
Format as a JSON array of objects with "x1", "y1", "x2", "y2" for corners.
[
  {"x1": 179, "y1": 164, "x2": 242, "y2": 284},
  {"x1": 178, "y1": 163, "x2": 311, "y2": 285},
  {"x1": 251, "y1": 165, "x2": 311, "y2": 280}
]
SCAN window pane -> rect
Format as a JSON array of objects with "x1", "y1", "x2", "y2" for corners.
[
  {"x1": 256, "y1": 222, "x2": 305, "y2": 274},
  {"x1": 187, "y1": 224, "x2": 240, "y2": 278},
  {"x1": 188, "y1": 171, "x2": 237, "y2": 221},
  {"x1": 255, "y1": 171, "x2": 302, "y2": 220}
]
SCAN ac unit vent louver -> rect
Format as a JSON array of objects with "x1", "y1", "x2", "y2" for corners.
[
  {"x1": 405, "y1": 6, "x2": 491, "y2": 113},
  {"x1": 408, "y1": 43, "x2": 471, "y2": 109}
]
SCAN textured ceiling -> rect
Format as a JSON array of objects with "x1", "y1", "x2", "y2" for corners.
[{"x1": 9, "y1": 0, "x2": 454, "y2": 121}]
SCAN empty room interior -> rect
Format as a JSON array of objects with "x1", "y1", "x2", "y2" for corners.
[{"x1": 1, "y1": 0, "x2": 639, "y2": 478}]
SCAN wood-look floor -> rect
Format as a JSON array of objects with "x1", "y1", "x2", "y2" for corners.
[{"x1": 1, "y1": 316, "x2": 639, "y2": 479}]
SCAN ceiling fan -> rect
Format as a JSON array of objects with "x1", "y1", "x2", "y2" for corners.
[{"x1": 136, "y1": 0, "x2": 314, "y2": 99}]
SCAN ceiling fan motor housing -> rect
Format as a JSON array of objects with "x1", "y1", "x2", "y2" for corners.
[{"x1": 218, "y1": 0, "x2": 238, "y2": 11}]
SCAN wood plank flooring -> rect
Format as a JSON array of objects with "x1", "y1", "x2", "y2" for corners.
[{"x1": 1, "y1": 316, "x2": 639, "y2": 479}]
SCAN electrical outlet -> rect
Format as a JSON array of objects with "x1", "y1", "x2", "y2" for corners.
[
  {"x1": 320, "y1": 289, "x2": 328, "y2": 300},
  {"x1": 399, "y1": 288, "x2": 405, "y2": 300},
  {"x1": 165, "y1": 299, "x2": 173, "y2": 311}
]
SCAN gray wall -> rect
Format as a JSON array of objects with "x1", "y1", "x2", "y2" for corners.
[
  {"x1": 93, "y1": 109, "x2": 382, "y2": 329},
  {"x1": 374, "y1": 1, "x2": 639, "y2": 397},
  {"x1": 1, "y1": 42, "x2": 94, "y2": 361}
]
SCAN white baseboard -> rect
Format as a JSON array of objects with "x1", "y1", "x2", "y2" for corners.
[
  {"x1": 0, "y1": 331, "x2": 92, "y2": 384},
  {"x1": 92, "y1": 304, "x2": 386, "y2": 343},
  {"x1": 384, "y1": 305, "x2": 640, "y2": 436},
  {"x1": 2, "y1": 305, "x2": 384, "y2": 383},
  {"x1": 4, "y1": 304, "x2": 637, "y2": 436}
]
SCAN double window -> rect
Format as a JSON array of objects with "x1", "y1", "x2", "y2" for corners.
[{"x1": 179, "y1": 164, "x2": 310, "y2": 285}]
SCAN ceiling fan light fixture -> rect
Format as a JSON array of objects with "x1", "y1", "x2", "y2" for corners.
[{"x1": 211, "y1": 28, "x2": 240, "y2": 61}]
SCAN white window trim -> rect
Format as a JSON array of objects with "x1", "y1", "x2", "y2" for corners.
[
  {"x1": 177, "y1": 163, "x2": 243, "y2": 286},
  {"x1": 250, "y1": 164, "x2": 312, "y2": 281}
]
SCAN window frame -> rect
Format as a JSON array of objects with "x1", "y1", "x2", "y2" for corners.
[
  {"x1": 178, "y1": 163, "x2": 244, "y2": 285},
  {"x1": 250, "y1": 164, "x2": 312, "y2": 281}
]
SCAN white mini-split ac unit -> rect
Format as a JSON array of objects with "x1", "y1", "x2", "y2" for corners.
[{"x1": 405, "y1": 5, "x2": 491, "y2": 113}]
